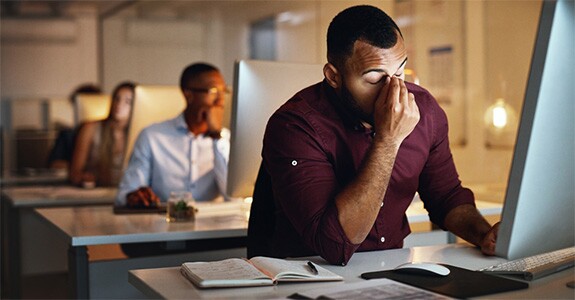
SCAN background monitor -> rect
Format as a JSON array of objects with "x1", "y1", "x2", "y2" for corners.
[
  {"x1": 74, "y1": 94, "x2": 111, "y2": 124},
  {"x1": 125, "y1": 85, "x2": 185, "y2": 167},
  {"x1": 226, "y1": 60, "x2": 324, "y2": 198},
  {"x1": 495, "y1": 0, "x2": 574, "y2": 260}
]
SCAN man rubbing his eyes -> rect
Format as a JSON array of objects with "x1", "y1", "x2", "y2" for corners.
[{"x1": 248, "y1": 5, "x2": 499, "y2": 266}]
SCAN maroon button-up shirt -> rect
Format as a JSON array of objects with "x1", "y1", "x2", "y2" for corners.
[{"x1": 254, "y1": 81, "x2": 474, "y2": 265}]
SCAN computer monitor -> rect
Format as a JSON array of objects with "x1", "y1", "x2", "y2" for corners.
[
  {"x1": 74, "y1": 94, "x2": 111, "y2": 124},
  {"x1": 226, "y1": 60, "x2": 324, "y2": 198},
  {"x1": 125, "y1": 85, "x2": 186, "y2": 167},
  {"x1": 495, "y1": 0, "x2": 574, "y2": 260}
]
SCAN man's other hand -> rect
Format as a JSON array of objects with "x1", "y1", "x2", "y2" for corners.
[
  {"x1": 481, "y1": 222, "x2": 500, "y2": 256},
  {"x1": 126, "y1": 187, "x2": 161, "y2": 208}
]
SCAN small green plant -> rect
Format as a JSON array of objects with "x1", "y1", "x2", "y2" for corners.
[{"x1": 174, "y1": 200, "x2": 188, "y2": 211}]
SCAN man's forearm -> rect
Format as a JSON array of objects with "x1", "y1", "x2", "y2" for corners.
[
  {"x1": 444, "y1": 204, "x2": 492, "y2": 247},
  {"x1": 335, "y1": 139, "x2": 400, "y2": 244}
]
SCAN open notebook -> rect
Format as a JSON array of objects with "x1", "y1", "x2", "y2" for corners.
[{"x1": 180, "y1": 257, "x2": 342, "y2": 288}]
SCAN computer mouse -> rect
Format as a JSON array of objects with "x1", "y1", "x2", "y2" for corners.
[{"x1": 393, "y1": 262, "x2": 451, "y2": 277}]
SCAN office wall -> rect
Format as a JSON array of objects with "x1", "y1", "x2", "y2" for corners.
[
  {"x1": 101, "y1": 0, "x2": 393, "y2": 91},
  {"x1": 0, "y1": 8, "x2": 99, "y2": 99},
  {"x1": 452, "y1": 1, "x2": 541, "y2": 195},
  {"x1": 102, "y1": 10, "x2": 218, "y2": 90}
]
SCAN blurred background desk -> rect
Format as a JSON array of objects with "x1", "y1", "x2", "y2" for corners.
[
  {"x1": 32, "y1": 201, "x2": 249, "y2": 298},
  {"x1": 0, "y1": 170, "x2": 67, "y2": 187},
  {"x1": 1, "y1": 185, "x2": 116, "y2": 299},
  {"x1": 129, "y1": 243, "x2": 574, "y2": 299}
]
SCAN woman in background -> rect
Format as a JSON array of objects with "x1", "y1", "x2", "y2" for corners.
[
  {"x1": 69, "y1": 81, "x2": 136, "y2": 187},
  {"x1": 47, "y1": 83, "x2": 102, "y2": 170}
]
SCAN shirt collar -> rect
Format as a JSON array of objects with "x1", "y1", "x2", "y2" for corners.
[{"x1": 173, "y1": 113, "x2": 189, "y2": 131}]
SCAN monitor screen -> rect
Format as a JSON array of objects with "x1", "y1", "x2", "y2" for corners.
[
  {"x1": 495, "y1": 0, "x2": 574, "y2": 260},
  {"x1": 226, "y1": 60, "x2": 324, "y2": 198}
]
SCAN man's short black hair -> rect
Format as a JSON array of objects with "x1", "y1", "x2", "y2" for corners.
[
  {"x1": 179, "y1": 63, "x2": 219, "y2": 91},
  {"x1": 327, "y1": 5, "x2": 403, "y2": 69}
]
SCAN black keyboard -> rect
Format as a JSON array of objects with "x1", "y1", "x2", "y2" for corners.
[{"x1": 480, "y1": 247, "x2": 575, "y2": 281}]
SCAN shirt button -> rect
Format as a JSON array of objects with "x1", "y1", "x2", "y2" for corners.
[
  {"x1": 380, "y1": 202, "x2": 384, "y2": 207},
  {"x1": 291, "y1": 160, "x2": 297, "y2": 166},
  {"x1": 380, "y1": 236, "x2": 385, "y2": 243}
]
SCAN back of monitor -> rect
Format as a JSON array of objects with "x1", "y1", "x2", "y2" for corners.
[
  {"x1": 125, "y1": 85, "x2": 185, "y2": 167},
  {"x1": 226, "y1": 60, "x2": 324, "y2": 198},
  {"x1": 75, "y1": 94, "x2": 111, "y2": 124}
]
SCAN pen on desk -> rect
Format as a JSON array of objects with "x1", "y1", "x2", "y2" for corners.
[{"x1": 307, "y1": 261, "x2": 319, "y2": 275}]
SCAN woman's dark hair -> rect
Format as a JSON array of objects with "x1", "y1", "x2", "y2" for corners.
[
  {"x1": 69, "y1": 83, "x2": 101, "y2": 103},
  {"x1": 106, "y1": 81, "x2": 136, "y2": 121},
  {"x1": 111, "y1": 81, "x2": 136, "y2": 101},
  {"x1": 327, "y1": 5, "x2": 403, "y2": 69}
]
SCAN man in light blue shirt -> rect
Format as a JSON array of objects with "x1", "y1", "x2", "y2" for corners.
[{"x1": 116, "y1": 63, "x2": 229, "y2": 206}]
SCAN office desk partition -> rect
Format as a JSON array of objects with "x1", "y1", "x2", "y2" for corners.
[
  {"x1": 0, "y1": 186, "x2": 116, "y2": 299},
  {"x1": 129, "y1": 244, "x2": 574, "y2": 299}
]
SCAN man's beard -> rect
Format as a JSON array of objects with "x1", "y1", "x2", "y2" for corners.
[{"x1": 340, "y1": 83, "x2": 375, "y2": 126}]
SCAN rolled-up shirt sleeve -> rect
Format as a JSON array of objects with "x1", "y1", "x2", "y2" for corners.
[
  {"x1": 417, "y1": 99, "x2": 475, "y2": 229},
  {"x1": 263, "y1": 110, "x2": 359, "y2": 265}
]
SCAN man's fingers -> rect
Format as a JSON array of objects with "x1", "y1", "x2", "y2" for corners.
[
  {"x1": 379, "y1": 76, "x2": 392, "y2": 102},
  {"x1": 399, "y1": 79, "x2": 409, "y2": 106},
  {"x1": 389, "y1": 77, "x2": 401, "y2": 107}
]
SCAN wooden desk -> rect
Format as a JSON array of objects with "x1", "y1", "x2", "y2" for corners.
[
  {"x1": 33, "y1": 201, "x2": 249, "y2": 299},
  {"x1": 0, "y1": 186, "x2": 116, "y2": 299},
  {"x1": 129, "y1": 244, "x2": 574, "y2": 299}
]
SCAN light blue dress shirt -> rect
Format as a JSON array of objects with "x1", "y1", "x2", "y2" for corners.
[{"x1": 116, "y1": 113, "x2": 229, "y2": 205}]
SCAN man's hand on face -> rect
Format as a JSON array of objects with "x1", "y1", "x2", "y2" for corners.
[
  {"x1": 126, "y1": 186, "x2": 161, "y2": 208},
  {"x1": 197, "y1": 98, "x2": 224, "y2": 138},
  {"x1": 373, "y1": 76, "x2": 420, "y2": 146}
]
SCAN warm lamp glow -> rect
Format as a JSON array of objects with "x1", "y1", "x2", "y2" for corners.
[
  {"x1": 492, "y1": 104, "x2": 508, "y2": 129},
  {"x1": 485, "y1": 98, "x2": 513, "y2": 130},
  {"x1": 484, "y1": 98, "x2": 518, "y2": 148}
]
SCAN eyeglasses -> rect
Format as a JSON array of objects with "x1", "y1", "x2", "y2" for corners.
[{"x1": 186, "y1": 87, "x2": 230, "y2": 101}]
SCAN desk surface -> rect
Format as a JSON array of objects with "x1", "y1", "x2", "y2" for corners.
[
  {"x1": 129, "y1": 244, "x2": 575, "y2": 299},
  {"x1": 2, "y1": 185, "x2": 117, "y2": 207},
  {"x1": 34, "y1": 201, "x2": 250, "y2": 246},
  {"x1": 406, "y1": 199, "x2": 501, "y2": 223},
  {"x1": 0, "y1": 170, "x2": 68, "y2": 187},
  {"x1": 33, "y1": 198, "x2": 501, "y2": 247}
]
